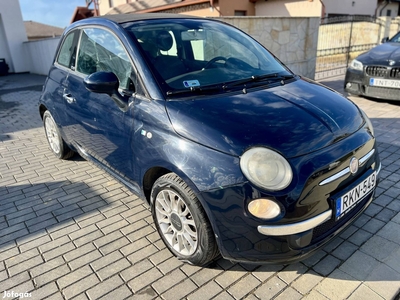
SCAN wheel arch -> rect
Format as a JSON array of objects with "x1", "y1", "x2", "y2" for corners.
[
  {"x1": 142, "y1": 164, "x2": 224, "y2": 257},
  {"x1": 39, "y1": 104, "x2": 47, "y2": 120}
]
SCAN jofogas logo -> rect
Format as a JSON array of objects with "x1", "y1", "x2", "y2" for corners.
[{"x1": 2, "y1": 290, "x2": 32, "y2": 299}]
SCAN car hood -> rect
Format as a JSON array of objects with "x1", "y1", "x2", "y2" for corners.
[
  {"x1": 165, "y1": 79, "x2": 364, "y2": 158},
  {"x1": 358, "y1": 43, "x2": 400, "y2": 65}
]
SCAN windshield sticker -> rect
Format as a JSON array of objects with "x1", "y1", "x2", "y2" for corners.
[{"x1": 183, "y1": 80, "x2": 200, "y2": 88}]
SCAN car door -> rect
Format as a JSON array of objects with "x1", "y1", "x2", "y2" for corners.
[
  {"x1": 63, "y1": 27, "x2": 137, "y2": 178},
  {"x1": 47, "y1": 29, "x2": 79, "y2": 140}
]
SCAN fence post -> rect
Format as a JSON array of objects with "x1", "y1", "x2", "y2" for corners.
[
  {"x1": 346, "y1": 16, "x2": 354, "y2": 68},
  {"x1": 394, "y1": 17, "x2": 400, "y2": 35},
  {"x1": 378, "y1": 16, "x2": 391, "y2": 41}
]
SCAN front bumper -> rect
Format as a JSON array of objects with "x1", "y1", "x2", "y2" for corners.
[
  {"x1": 200, "y1": 129, "x2": 380, "y2": 264},
  {"x1": 345, "y1": 67, "x2": 400, "y2": 101}
]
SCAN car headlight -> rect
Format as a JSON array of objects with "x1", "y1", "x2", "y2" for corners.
[
  {"x1": 349, "y1": 59, "x2": 363, "y2": 71},
  {"x1": 360, "y1": 109, "x2": 374, "y2": 136},
  {"x1": 240, "y1": 147, "x2": 293, "y2": 191}
]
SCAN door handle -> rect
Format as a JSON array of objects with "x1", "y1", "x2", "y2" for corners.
[{"x1": 63, "y1": 93, "x2": 75, "y2": 104}]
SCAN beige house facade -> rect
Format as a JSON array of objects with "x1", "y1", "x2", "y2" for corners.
[
  {"x1": 255, "y1": 0, "x2": 382, "y2": 18},
  {"x1": 100, "y1": 0, "x2": 254, "y2": 17},
  {"x1": 98, "y1": 0, "x2": 395, "y2": 18}
]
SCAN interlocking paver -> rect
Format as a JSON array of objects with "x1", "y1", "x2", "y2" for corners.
[
  {"x1": 364, "y1": 263, "x2": 400, "y2": 299},
  {"x1": 227, "y1": 274, "x2": 261, "y2": 299},
  {"x1": 315, "y1": 269, "x2": 361, "y2": 300},
  {"x1": 152, "y1": 268, "x2": 187, "y2": 294},
  {"x1": 1, "y1": 74, "x2": 400, "y2": 300},
  {"x1": 253, "y1": 276, "x2": 287, "y2": 300}
]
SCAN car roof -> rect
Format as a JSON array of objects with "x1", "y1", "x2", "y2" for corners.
[{"x1": 97, "y1": 13, "x2": 202, "y2": 24}]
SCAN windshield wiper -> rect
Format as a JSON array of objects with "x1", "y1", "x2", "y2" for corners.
[
  {"x1": 166, "y1": 73, "x2": 295, "y2": 96},
  {"x1": 223, "y1": 73, "x2": 295, "y2": 89},
  {"x1": 167, "y1": 84, "x2": 221, "y2": 96}
]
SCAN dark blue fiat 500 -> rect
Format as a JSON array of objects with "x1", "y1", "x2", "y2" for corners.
[{"x1": 39, "y1": 13, "x2": 380, "y2": 266}]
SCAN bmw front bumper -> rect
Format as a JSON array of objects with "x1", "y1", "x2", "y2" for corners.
[{"x1": 345, "y1": 67, "x2": 400, "y2": 101}]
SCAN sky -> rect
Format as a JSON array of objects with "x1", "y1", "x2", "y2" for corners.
[{"x1": 19, "y1": 0, "x2": 85, "y2": 28}]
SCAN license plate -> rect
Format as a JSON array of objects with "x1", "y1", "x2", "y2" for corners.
[
  {"x1": 335, "y1": 172, "x2": 376, "y2": 220},
  {"x1": 369, "y1": 78, "x2": 400, "y2": 89}
]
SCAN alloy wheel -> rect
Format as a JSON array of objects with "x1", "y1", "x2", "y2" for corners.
[{"x1": 154, "y1": 189, "x2": 198, "y2": 256}]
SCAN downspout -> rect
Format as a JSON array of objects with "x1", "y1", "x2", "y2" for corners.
[
  {"x1": 380, "y1": 0, "x2": 390, "y2": 16},
  {"x1": 319, "y1": 0, "x2": 326, "y2": 18},
  {"x1": 210, "y1": 0, "x2": 223, "y2": 16}
]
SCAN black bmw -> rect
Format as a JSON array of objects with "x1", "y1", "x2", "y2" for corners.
[{"x1": 345, "y1": 31, "x2": 400, "y2": 100}]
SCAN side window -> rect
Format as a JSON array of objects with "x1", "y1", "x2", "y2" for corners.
[
  {"x1": 57, "y1": 31, "x2": 78, "y2": 69},
  {"x1": 76, "y1": 27, "x2": 133, "y2": 90}
]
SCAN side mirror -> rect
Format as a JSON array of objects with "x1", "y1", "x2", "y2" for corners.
[
  {"x1": 84, "y1": 71, "x2": 129, "y2": 112},
  {"x1": 381, "y1": 37, "x2": 389, "y2": 43}
]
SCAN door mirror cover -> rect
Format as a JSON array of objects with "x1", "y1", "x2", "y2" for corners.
[{"x1": 84, "y1": 71, "x2": 119, "y2": 95}]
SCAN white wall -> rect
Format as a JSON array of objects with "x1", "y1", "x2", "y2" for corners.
[
  {"x1": 255, "y1": 0, "x2": 322, "y2": 17},
  {"x1": 24, "y1": 37, "x2": 60, "y2": 75},
  {"x1": 378, "y1": 2, "x2": 399, "y2": 17},
  {"x1": 324, "y1": 0, "x2": 377, "y2": 16},
  {"x1": 0, "y1": 0, "x2": 29, "y2": 73}
]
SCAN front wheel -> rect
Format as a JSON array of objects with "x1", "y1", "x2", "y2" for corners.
[
  {"x1": 43, "y1": 110, "x2": 74, "y2": 159},
  {"x1": 151, "y1": 173, "x2": 219, "y2": 266}
]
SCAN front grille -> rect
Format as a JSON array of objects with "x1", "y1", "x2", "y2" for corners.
[
  {"x1": 311, "y1": 193, "x2": 372, "y2": 243},
  {"x1": 365, "y1": 86, "x2": 400, "y2": 100},
  {"x1": 389, "y1": 68, "x2": 400, "y2": 79},
  {"x1": 366, "y1": 66, "x2": 388, "y2": 77},
  {"x1": 366, "y1": 66, "x2": 400, "y2": 79}
]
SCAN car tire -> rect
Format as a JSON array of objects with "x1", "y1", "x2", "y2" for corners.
[
  {"x1": 151, "y1": 173, "x2": 219, "y2": 266},
  {"x1": 43, "y1": 110, "x2": 74, "y2": 159}
]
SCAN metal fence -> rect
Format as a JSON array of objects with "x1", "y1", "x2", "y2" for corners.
[{"x1": 315, "y1": 16, "x2": 384, "y2": 80}]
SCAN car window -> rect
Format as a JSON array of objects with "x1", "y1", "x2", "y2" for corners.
[
  {"x1": 124, "y1": 19, "x2": 290, "y2": 95},
  {"x1": 76, "y1": 27, "x2": 133, "y2": 90},
  {"x1": 390, "y1": 32, "x2": 400, "y2": 43},
  {"x1": 200, "y1": 30, "x2": 259, "y2": 69},
  {"x1": 57, "y1": 31, "x2": 78, "y2": 69}
]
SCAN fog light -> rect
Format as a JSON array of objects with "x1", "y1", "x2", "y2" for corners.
[
  {"x1": 346, "y1": 82, "x2": 352, "y2": 88},
  {"x1": 248, "y1": 198, "x2": 281, "y2": 220}
]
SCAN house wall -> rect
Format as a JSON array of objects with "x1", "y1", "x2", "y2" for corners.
[
  {"x1": 99, "y1": 0, "x2": 126, "y2": 15},
  {"x1": 0, "y1": 0, "x2": 29, "y2": 73},
  {"x1": 179, "y1": 6, "x2": 220, "y2": 17},
  {"x1": 217, "y1": 16, "x2": 320, "y2": 79},
  {"x1": 219, "y1": 0, "x2": 255, "y2": 16},
  {"x1": 255, "y1": 0, "x2": 322, "y2": 17},
  {"x1": 323, "y1": 0, "x2": 377, "y2": 16},
  {"x1": 24, "y1": 37, "x2": 60, "y2": 76},
  {"x1": 377, "y1": 2, "x2": 399, "y2": 17}
]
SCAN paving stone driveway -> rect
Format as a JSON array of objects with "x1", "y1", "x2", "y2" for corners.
[{"x1": 0, "y1": 73, "x2": 399, "y2": 300}]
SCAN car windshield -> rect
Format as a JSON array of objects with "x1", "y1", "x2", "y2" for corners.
[
  {"x1": 389, "y1": 31, "x2": 400, "y2": 43},
  {"x1": 122, "y1": 19, "x2": 291, "y2": 97}
]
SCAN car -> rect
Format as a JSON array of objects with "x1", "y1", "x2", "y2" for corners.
[
  {"x1": 345, "y1": 31, "x2": 400, "y2": 100},
  {"x1": 39, "y1": 13, "x2": 380, "y2": 266}
]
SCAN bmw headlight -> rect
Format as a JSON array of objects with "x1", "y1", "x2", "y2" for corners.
[
  {"x1": 240, "y1": 147, "x2": 293, "y2": 191},
  {"x1": 349, "y1": 59, "x2": 363, "y2": 71}
]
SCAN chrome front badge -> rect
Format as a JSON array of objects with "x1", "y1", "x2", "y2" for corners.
[{"x1": 349, "y1": 157, "x2": 359, "y2": 174}]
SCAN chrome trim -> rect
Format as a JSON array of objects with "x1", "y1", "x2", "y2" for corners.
[
  {"x1": 257, "y1": 210, "x2": 332, "y2": 236},
  {"x1": 319, "y1": 167, "x2": 350, "y2": 186},
  {"x1": 359, "y1": 149, "x2": 375, "y2": 166},
  {"x1": 376, "y1": 162, "x2": 382, "y2": 175},
  {"x1": 319, "y1": 148, "x2": 376, "y2": 186}
]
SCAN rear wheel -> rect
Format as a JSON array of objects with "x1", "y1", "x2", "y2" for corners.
[
  {"x1": 151, "y1": 173, "x2": 219, "y2": 266},
  {"x1": 43, "y1": 110, "x2": 74, "y2": 159}
]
